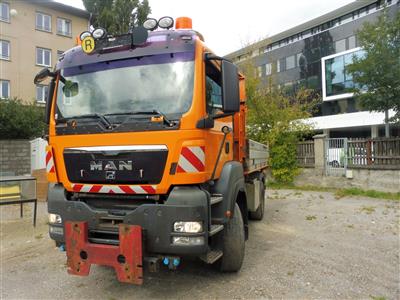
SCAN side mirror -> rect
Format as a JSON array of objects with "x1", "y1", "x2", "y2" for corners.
[
  {"x1": 221, "y1": 60, "x2": 240, "y2": 113},
  {"x1": 34, "y1": 68, "x2": 55, "y2": 84}
]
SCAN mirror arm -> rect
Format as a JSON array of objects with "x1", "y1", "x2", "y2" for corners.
[
  {"x1": 204, "y1": 52, "x2": 233, "y2": 63},
  {"x1": 59, "y1": 74, "x2": 66, "y2": 84}
]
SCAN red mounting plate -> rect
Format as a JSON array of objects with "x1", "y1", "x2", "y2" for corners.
[{"x1": 65, "y1": 221, "x2": 143, "y2": 285}]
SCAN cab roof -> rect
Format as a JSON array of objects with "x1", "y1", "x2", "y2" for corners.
[{"x1": 56, "y1": 30, "x2": 200, "y2": 70}]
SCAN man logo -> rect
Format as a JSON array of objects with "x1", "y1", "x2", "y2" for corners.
[
  {"x1": 90, "y1": 161, "x2": 132, "y2": 171},
  {"x1": 106, "y1": 171, "x2": 116, "y2": 180}
]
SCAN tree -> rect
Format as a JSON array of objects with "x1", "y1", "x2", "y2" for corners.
[
  {"x1": 241, "y1": 57, "x2": 317, "y2": 183},
  {"x1": 347, "y1": 9, "x2": 400, "y2": 137},
  {"x1": 83, "y1": 0, "x2": 151, "y2": 35},
  {"x1": 0, "y1": 99, "x2": 46, "y2": 139}
]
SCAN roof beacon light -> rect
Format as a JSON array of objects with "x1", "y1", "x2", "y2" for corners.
[
  {"x1": 92, "y1": 28, "x2": 107, "y2": 39},
  {"x1": 158, "y1": 16, "x2": 174, "y2": 29},
  {"x1": 175, "y1": 17, "x2": 192, "y2": 30},
  {"x1": 143, "y1": 18, "x2": 158, "y2": 31},
  {"x1": 79, "y1": 31, "x2": 92, "y2": 41}
]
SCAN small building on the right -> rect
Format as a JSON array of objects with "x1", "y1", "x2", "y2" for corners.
[{"x1": 225, "y1": 0, "x2": 399, "y2": 138}]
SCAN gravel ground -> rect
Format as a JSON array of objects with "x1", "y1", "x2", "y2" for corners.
[{"x1": 1, "y1": 189, "x2": 399, "y2": 299}]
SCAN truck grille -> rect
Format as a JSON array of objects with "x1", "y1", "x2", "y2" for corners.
[{"x1": 63, "y1": 145, "x2": 168, "y2": 184}]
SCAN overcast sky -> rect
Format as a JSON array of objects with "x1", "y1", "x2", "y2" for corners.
[{"x1": 59, "y1": 0, "x2": 355, "y2": 55}]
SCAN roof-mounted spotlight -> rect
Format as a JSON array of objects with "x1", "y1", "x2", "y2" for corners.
[
  {"x1": 158, "y1": 16, "x2": 174, "y2": 29},
  {"x1": 92, "y1": 27, "x2": 107, "y2": 39},
  {"x1": 143, "y1": 18, "x2": 158, "y2": 31},
  {"x1": 79, "y1": 31, "x2": 92, "y2": 41}
]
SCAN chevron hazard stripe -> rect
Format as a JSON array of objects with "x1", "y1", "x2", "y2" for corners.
[
  {"x1": 177, "y1": 146, "x2": 205, "y2": 173},
  {"x1": 46, "y1": 149, "x2": 55, "y2": 173},
  {"x1": 71, "y1": 184, "x2": 156, "y2": 194}
]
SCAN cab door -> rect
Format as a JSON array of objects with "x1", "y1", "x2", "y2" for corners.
[{"x1": 204, "y1": 60, "x2": 234, "y2": 180}]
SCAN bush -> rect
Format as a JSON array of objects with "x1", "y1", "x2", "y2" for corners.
[
  {"x1": 246, "y1": 77, "x2": 317, "y2": 184},
  {"x1": 0, "y1": 98, "x2": 46, "y2": 139}
]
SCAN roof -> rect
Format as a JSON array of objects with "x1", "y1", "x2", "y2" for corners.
[
  {"x1": 30, "y1": 0, "x2": 90, "y2": 19},
  {"x1": 225, "y1": 0, "x2": 376, "y2": 59}
]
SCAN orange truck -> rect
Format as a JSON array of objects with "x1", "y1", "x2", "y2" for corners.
[{"x1": 35, "y1": 16, "x2": 268, "y2": 285}]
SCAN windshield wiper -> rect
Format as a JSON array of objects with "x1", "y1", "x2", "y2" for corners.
[
  {"x1": 105, "y1": 110, "x2": 175, "y2": 127},
  {"x1": 57, "y1": 113, "x2": 113, "y2": 129}
]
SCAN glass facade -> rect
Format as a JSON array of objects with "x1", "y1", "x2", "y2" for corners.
[{"x1": 324, "y1": 49, "x2": 365, "y2": 98}]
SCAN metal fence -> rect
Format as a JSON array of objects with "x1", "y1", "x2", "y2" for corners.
[
  {"x1": 297, "y1": 141, "x2": 315, "y2": 167},
  {"x1": 325, "y1": 138, "x2": 348, "y2": 176},
  {"x1": 348, "y1": 138, "x2": 400, "y2": 169}
]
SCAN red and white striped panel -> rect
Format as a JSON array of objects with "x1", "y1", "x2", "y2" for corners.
[
  {"x1": 177, "y1": 146, "x2": 205, "y2": 173},
  {"x1": 71, "y1": 184, "x2": 156, "y2": 194},
  {"x1": 46, "y1": 149, "x2": 55, "y2": 173}
]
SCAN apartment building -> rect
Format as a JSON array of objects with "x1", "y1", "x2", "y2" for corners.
[
  {"x1": 226, "y1": 0, "x2": 399, "y2": 138},
  {"x1": 0, "y1": 0, "x2": 89, "y2": 104}
]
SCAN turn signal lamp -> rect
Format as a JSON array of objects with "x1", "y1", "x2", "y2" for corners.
[{"x1": 175, "y1": 17, "x2": 192, "y2": 30}]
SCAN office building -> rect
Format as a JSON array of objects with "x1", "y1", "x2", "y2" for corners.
[{"x1": 226, "y1": 0, "x2": 399, "y2": 138}]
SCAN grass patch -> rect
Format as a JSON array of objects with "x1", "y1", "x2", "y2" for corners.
[
  {"x1": 370, "y1": 296, "x2": 386, "y2": 300},
  {"x1": 267, "y1": 182, "x2": 400, "y2": 201},
  {"x1": 305, "y1": 215, "x2": 317, "y2": 221},
  {"x1": 360, "y1": 206, "x2": 376, "y2": 214},
  {"x1": 335, "y1": 188, "x2": 400, "y2": 201}
]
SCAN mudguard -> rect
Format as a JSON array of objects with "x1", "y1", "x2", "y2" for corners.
[{"x1": 211, "y1": 161, "x2": 246, "y2": 223}]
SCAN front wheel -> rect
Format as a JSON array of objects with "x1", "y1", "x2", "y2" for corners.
[{"x1": 218, "y1": 203, "x2": 245, "y2": 272}]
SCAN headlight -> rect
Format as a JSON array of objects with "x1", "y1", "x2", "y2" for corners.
[
  {"x1": 92, "y1": 27, "x2": 107, "y2": 39},
  {"x1": 48, "y1": 213, "x2": 62, "y2": 224},
  {"x1": 174, "y1": 221, "x2": 203, "y2": 233},
  {"x1": 158, "y1": 16, "x2": 174, "y2": 29},
  {"x1": 49, "y1": 226, "x2": 64, "y2": 235},
  {"x1": 79, "y1": 31, "x2": 92, "y2": 41},
  {"x1": 172, "y1": 236, "x2": 204, "y2": 246},
  {"x1": 143, "y1": 18, "x2": 158, "y2": 31}
]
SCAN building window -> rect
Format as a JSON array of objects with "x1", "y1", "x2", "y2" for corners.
[
  {"x1": 286, "y1": 55, "x2": 295, "y2": 70},
  {"x1": 335, "y1": 39, "x2": 346, "y2": 53},
  {"x1": 36, "y1": 47, "x2": 51, "y2": 66},
  {"x1": 0, "y1": 80, "x2": 10, "y2": 99},
  {"x1": 265, "y1": 63, "x2": 272, "y2": 76},
  {"x1": 36, "y1": 85, "x2": 48, "y2": 103},
  {"x1": 322, "y1": 48, "x2": 365, "y2": 101},
  {"x1": 277, "y1": 58, "x2": 285, "y2": 72},
  {"x1": 0, "y1": 40, "x2": 10, "y2": 60},
  {"x1": 57, "y1": 18, "x2": 71, "y2": 36},
  {"x1": 0, "y1": 2, "x2": 9, "y2": 22},
  {"x1": 256, "y1": 65, "x2": 263, "y2": 77},
  {"x1": 348, "y1": 35, "x2": 356, "y2": 49},
  {"x1": 36, "y1": 12, "x2": 51, "y2": 32}
]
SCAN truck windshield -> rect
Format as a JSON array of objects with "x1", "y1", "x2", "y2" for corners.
[{"x1": 56, "y1": 52, "x2": 194, "y2": 119}]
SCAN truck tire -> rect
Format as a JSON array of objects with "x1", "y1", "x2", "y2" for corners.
[
  {"x1": 249, "y1": 180, "x2": 265, "y2": 220},
  {"x1": 219, "y1": 203, "x2": 245, "y2": 272}
]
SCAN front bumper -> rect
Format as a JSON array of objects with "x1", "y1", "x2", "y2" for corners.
[{"x1": 48, "y1": 184, "x2": 209, "y2": 255}]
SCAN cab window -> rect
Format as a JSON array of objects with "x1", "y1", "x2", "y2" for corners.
[{"x1": 205, "y1": 62, "x2": 222, "y2": 114}]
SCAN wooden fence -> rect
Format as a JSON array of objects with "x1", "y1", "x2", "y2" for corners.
[
  {"x1": 296, "y1": 137, "x2": 400, "y2": 169},
  {"x1": 348, "y1": 138, "x2": 400, "y2": 169},
  {"x1": 297, "y1": 141, "x2": 315, "y2": 167}
]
